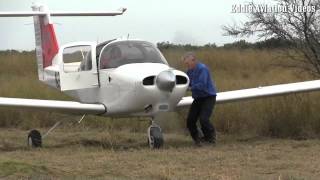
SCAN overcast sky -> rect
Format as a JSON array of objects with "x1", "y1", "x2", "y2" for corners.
[{"x1": 0, "y1": 0, "x2": 261, "y2": 50}]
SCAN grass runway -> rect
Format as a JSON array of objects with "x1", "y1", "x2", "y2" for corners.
[{"x1": 0, "y1": 128, "x2": 320, "y2": 180}]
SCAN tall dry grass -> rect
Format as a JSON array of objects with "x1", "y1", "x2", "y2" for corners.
[
  {"x1": 163, "y1": 48, "x2": 320, "y2": 138},
  {"x1": 0, "y1": 49, "x2": 320, "y2": 138}
]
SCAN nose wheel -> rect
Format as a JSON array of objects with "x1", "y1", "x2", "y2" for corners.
[{"x1": 148, "y1": 122, "x2": 164, "y2": 149}]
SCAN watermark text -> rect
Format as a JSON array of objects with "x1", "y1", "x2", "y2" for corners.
[{"x1": 231, "y1": 4, "x2": 316, "y2": 13}]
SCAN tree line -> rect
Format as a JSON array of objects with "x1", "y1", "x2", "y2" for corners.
[{"x1": 156, "y1": 38, "x2": 293, "y2": 51}]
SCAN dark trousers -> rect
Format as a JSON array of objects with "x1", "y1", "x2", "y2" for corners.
[{"x1": 187, "y1": 96, "x2": 216, "y2": 142}]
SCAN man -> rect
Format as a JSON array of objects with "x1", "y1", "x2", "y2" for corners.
[{"x1": 182, "y1": 52, "x2": 217, "y2": 146}]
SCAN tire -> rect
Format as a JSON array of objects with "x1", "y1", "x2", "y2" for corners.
[
  {"x1": 148, "y1": 126, "x2": 164, "y2": 149},
  {"x1": 27, "y1": 130, "x2": 42, "y2": 148}
]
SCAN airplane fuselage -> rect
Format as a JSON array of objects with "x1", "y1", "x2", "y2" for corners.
[{"x1": 44, "y1": 39, "x2": 189, "y2": 117}]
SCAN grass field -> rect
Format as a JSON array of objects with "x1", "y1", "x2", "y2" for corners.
[
  {"x1": 1, "y1": 49, "x2": 320, "y2": 138},
  {"x1": 1, "y1": 128, "x2": 320, "y2": 179}
]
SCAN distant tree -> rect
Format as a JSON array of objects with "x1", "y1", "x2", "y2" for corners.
[
  {"x1": 156, "y1": 42, "x2": 203, "y2": 51},
  {"x1": 157, "y1": 41, "x2": 172, "y2": 50},
  {"x1": 223, "y1": 0, "x2": 320, "y2": 76},
  {"x1": 223, "y1": 40, "x2": 253, "y2": 49},
  {"x1": 254, "y1": 38, "x2": 293, "y2": 49},
  {"x1": 204, "y1": 43, "x2": 217, "y2": 48}
]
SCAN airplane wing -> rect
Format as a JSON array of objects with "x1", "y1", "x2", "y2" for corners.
[
  {"x1": 0, "y1": 97, "x2": 106, "y2": 115},
  {"x1": 177, "y1": 79, "x2": 320, "y2": 107}
]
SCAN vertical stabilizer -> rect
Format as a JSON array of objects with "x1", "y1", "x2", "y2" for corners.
[
  {"x1": 0, "y1": 6, "x2": 126, "y2": 89},
  {"x1": 31, "y1": 5, "x2": 59, "y2": 81}
]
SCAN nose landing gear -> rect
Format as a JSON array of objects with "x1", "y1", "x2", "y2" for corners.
[{"x1": 147, "y1": 120, "x2": 164, "y2": 149}]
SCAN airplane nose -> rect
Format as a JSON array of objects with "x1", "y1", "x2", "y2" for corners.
[{"x1": 155, "y1": 70, "x2": 176, "y2": 92}]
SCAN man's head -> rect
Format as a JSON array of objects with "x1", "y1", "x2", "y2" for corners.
[{"x1": 182, "y1": 51, "x2": 197, "y2": 69}]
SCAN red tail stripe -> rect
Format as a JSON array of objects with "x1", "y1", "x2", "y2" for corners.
[{"x1": 41, "y1": 23, "x2": 59, "y2": 68}]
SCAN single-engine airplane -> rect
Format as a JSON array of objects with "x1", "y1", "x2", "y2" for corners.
[{"x1": 1, "y1": 5, "x2": 320, "y2": 149}]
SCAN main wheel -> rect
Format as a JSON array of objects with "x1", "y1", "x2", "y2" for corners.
[
  {"x1": 148, "y1": 126, "x2": 164, "y2": 149},
  {"x1": 27, "y1": 130, "x2": 42, "y2": 148}
]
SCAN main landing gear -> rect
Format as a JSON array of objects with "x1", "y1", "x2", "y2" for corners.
[
  {"x1": 147, "y1": 119, "x2": 164, "y2": 149},
  {"x1": 27, "y1": 121, "x2": 61, "y2": 148},
  {"x1": 27, "y1": 129, "x2": 42, "y2": 148},
  {"x1": 27, "y1": 116, "x2": 164, "y2": 149}
]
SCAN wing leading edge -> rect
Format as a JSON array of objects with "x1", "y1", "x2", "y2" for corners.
[
  {"x1": 0, "y1": 97, "x2": 106, "y2": 115},
  {"x1": 177, "y1": 79, "x2": 320, "y2": 107}
]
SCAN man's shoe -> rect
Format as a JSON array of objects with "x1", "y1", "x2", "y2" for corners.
[
  {"x1": 206, "y1": 139, "x2": 216, "y2": 145},
  {"x1": 200, "y1": 137, "x2": 216, "y2": 145},
  {"x1": 200, "y1": 136, "x2": 205, "y2": 142},
  {"x1": 194, "y1": 139, "x2": 202, "y2": 147}
]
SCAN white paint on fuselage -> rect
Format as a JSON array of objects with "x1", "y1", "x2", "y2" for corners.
[
  {"x1": 64, "y1": 63, "x2": 189, "y2": 117},
  {"x1": 49, "y1": 39, "x2": 189, "y2": 117}
]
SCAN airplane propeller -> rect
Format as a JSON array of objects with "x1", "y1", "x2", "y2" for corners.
[{"x1": 155, "y1": 70, "x2": 176, "y2": 92}]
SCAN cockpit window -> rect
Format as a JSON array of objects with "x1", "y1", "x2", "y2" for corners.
[{"x1": 99, "y1": 41, "x2": 167, "y2": 69}]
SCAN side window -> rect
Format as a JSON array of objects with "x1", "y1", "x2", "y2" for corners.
[{"x1": 63, "y1": 45, "x2": 92, "y2": 73}]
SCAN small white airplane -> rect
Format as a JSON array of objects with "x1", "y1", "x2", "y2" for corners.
[{"x1": 1, "y1": 4, "x2": 320, "y2": 149}]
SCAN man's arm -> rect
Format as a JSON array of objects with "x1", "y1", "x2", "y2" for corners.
[{"x1": 191, "y1": 67, "x2": 208, "y2": 91}]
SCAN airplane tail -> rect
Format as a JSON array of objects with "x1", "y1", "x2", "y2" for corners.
[
  {"x1": 0, "y1": 5, "x2": 126, "y2": 86},
  {"x1": 31, "y1": 5, "x2": 59, "y2": 81}
]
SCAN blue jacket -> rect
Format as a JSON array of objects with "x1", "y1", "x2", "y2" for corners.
[{"x1": 186, "y1": 62, "x2": 217, "y2": 99}]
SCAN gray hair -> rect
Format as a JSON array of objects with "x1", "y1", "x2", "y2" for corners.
[{"x1": 182, "y1": 51, "x2": 196, "y2": 61}]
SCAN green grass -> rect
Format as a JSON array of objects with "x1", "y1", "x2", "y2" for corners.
[{"x1": 0, "y1": 161, "x2": 50, "y2": 178}]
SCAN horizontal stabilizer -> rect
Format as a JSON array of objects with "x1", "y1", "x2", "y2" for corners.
[
  {"x1": 0, "y1": 97, "x2": 106, "y2": 115},
  {"x1": 177, "y1": 79, "x2": 320, "y2": 107},
  {"x1": 0, "y1": 8, "x2": 126, "y2": 17}
]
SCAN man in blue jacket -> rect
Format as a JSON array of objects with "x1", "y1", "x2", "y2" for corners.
[{"x1": 182, "y1": 52, "x2": 217, "y2": 146}]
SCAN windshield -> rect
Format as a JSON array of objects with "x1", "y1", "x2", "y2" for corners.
[{"x1": 99, "y1": 41, "x2": 167, "y2": 69}]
